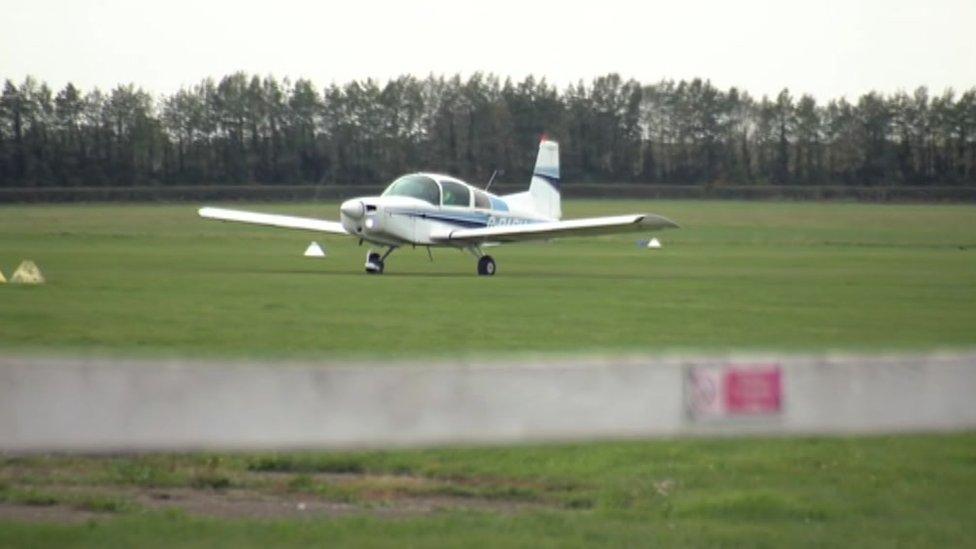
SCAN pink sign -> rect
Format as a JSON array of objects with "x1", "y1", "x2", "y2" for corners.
[
  {"x1": 724, "y1": 365, "x2": 782, "y2": 414},
  {"x1": 687, "y1": 364, "x2": 783, "y2": 419}
]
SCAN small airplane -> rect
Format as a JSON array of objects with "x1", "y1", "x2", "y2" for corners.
[{"x1": 199, "y1": 138, "x2": 678, "y2": 275}]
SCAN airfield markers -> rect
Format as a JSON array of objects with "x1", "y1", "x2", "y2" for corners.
[
  {"x1": 637, "y1": 237, "x2": 662, "y2": 249},
  {"x1": 0, "y1": 269, "x2": 5, "y2": 283},
  {"x1": 9, "y1": 260, "x2": 45, "y2": 284},
  {"x1": 304, "y1": 241, "x2": 327, "y2": 258}
]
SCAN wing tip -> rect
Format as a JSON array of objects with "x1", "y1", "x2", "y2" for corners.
[{"x1": 639, "y1": 214, "x2": 680, "y2": 229}]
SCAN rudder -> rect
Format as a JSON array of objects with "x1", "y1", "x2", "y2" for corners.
[{"x1": 529, "y1": 138, "x2": 561, "y2": 220}]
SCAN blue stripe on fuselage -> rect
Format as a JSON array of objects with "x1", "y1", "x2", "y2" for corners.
[
  {"x1": 391, "y1": 208, "x2": 541, "y2": 229},
  {"x1": 393, "y1": 210, "x2": 489, "y2": 228}
]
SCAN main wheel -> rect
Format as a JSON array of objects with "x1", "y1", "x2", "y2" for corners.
[
  {"x1": 366, "y1": 252, "x2": 384, "y2": 274},
  {"x1": 477, "y1": 255, "x2": 496, "y2": 276}
]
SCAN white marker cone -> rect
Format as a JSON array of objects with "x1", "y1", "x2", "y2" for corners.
[
  {"x1": 11, "y1": 260, "x2": 45, "y2": 284},
  {"x1": 646, "y1": 238, "x2": 662, "y2": 249},
  {"x1": 304, "y1": 242, "x2": 327, "y2": 258}
]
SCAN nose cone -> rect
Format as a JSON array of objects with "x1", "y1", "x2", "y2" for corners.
[{"x1": 340, "y1": 199, "x2": 365, "y2": 219}]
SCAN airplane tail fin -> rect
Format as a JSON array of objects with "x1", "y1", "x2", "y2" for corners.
[{"x1": 528, "y1": 138, "x2": 561, "y2": 220}]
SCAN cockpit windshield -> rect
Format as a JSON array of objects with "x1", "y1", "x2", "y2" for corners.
[{"x1": 382, "y1": 174, "x2": 440, "y2": 205}]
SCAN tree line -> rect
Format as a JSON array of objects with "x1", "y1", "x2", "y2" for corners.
[{"x1": 1, "y1": 72, "x2": 974, "y2": 188}]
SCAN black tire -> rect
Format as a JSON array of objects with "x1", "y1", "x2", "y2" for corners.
[
  {"x1": 366, "y1": 252, "x2": 383, "y2": 274},
  {"x1": 477, "y1": 255, "x2": 496, "y2": 276}
]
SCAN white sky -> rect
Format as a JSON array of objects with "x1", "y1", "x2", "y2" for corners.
[{"x1": 2, "y1": 0, "x2": 974, "y2": 101}]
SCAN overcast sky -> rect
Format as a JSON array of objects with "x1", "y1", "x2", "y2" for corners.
[{"x1": 2, "y1": 0, "x2": 974, "y2": 101}]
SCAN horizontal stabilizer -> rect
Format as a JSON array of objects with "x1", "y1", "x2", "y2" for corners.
[
  {"x1": 431, "y1": 214, "x2": 678, "y2": 244},
  {"x1": 198, "y1": 207, "x2": 347, "y2": 235}
]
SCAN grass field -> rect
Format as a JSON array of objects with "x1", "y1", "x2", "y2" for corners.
[
  {"x1": 1, "y1": 200, "x2": 974, "y2": 357},
  {"x1": 2, "y1": 435, "x2": 975, "y2": 547},
  {"x1": 1, "y1": 199, "x2": 975, "y2": 546}
]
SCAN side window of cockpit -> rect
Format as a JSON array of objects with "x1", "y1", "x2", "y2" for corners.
[
  {"x1": 440, "y1": 181, "x2": 471, "y2": 207},
  {"x1": 474, "y1": 190, "x2": 491, "y2": 209}
]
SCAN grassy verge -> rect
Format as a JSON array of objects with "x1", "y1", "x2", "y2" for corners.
[{"x1": 0, "y1": 434, "x2": 974, "y2": 546}]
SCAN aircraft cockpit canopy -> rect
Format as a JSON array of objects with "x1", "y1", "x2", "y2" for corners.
[
  {"x1": 382, "y1": 174, "x2": 440, "y2": 205},
  {"x1": 383, "y1": 174, "x2": 480, "y2": 208}
]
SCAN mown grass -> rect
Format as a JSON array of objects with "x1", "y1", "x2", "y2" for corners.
[
  {"x1": 0, "y1": 435, "x2": 974, "y2": 546},
  {"x1": 0, "y1": 200, "x2": 974, "y2": 357}
]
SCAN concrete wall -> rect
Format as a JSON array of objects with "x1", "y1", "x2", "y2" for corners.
[{"x1": 1, "y1": 352, "x2": 974, "y2": 452}]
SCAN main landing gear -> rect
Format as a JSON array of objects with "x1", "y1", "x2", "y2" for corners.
[
  {"x1": 467, "y1": 246, "x2": 496, "y2": 276},
  {"x1": 366, "y1": 246, "x2": 496, "y2": 276},
  {"x1": 365, "y1": 247, "x2": 397, "y2": 274},
  {"x1": 477, "y1": 255, "x2": 496, "y2": 276}
]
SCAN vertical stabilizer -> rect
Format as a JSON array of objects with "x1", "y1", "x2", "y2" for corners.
[{"x1": 529, "y1": 139, "x2": 561, "y2": 220}]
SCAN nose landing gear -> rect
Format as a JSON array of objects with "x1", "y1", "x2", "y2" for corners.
[
  {"x1": 365, "y1": 247, "x2": 397, "y2": 274},
  {"x1": 365, "y1": 252, "x2": 383, "y2": 274}
]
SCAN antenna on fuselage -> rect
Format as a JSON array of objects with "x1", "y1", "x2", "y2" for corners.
[{"x1": 485, "y1": 169, "x2": 504, "y2": 192}]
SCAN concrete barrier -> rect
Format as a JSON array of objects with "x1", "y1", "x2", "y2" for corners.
[{"x1": 1, "y1": 352, "x2": 974, "y2": 452}]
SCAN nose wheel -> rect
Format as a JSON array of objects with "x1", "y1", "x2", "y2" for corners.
[
  {"x1": 365, "y1": 247, "x2": 396, "y2": 274},
  {"x1": 365, "y1": 252, "x2": 384, "y2": 274},
  {"x1": 477, "y1": 255, "x2": 496, "y2": 276}
]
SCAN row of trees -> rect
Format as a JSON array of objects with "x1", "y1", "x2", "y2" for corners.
[{"x1": 1, "y1": 73, "x2": 974, "y2": 187}]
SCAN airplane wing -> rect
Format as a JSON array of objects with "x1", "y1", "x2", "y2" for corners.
[
  {"x1": 198, "y1": 207, "x2": 348, "y2": 235},
  {"x1": 430, "y1": 214, "x2": 678, "y2": 244}
]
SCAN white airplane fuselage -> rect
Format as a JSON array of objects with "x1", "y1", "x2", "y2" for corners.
[{"x1": 338, "y1": 173, "x2": 547, "y2": 248}]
